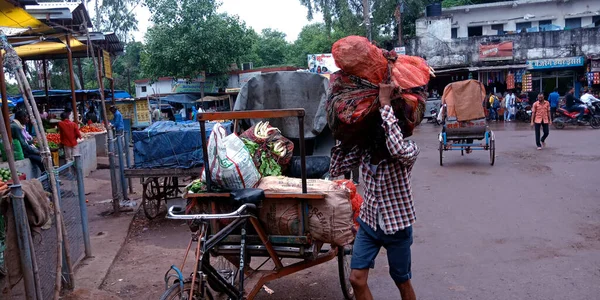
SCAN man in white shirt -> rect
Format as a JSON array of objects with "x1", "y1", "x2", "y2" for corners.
[
  {"x1": 505, "y1": 91, "x2": 516, "y2": 121},
  {"x1": 580, "y1": 89, "x2": 599, "y2": 105}
]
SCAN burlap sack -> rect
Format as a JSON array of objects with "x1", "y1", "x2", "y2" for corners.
[{"x1": 257, "y1": 176, "x2": 355, "y2": 246}]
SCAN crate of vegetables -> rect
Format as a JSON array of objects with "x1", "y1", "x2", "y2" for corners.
[
  {"x1": 80, "y1": 123, "x2": 106, "y2": 134},
  {"x1": 45, "y1": 133, "x2": 61, "y2": 151}
]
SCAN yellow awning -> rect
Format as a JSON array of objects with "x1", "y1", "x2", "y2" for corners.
[
  {"x1": 1, "y1": 36, "x2": 87, "y2": 58},
  {"x1": 0, "y1": 1, "x2": 51, "y2": 34}
]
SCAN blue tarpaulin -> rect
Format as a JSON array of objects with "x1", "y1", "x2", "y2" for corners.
[{"x1": 132, "y1": 120, "x2": 233, "y2": 169}]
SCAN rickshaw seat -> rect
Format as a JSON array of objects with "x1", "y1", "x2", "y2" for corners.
[{"x1": 230, "y1": 188, "x2": 264, "y2": 205}]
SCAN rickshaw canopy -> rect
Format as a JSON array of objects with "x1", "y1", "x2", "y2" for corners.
[{"x1": 441, "y1": 79, "x2": 486, "y2": 121}]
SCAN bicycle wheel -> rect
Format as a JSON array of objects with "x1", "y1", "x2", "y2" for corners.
[
  {"x1": 439, "y1": 141, "x2": 444, "y2": 166},
  {"x1": 338, "y1": 245, "x2": 355, "y2": 300},
  {"x1": 160, "y1": 281, "x2": 214, "y2": 300},
  {"x1": 142, "y1": 178, "x2": 162, "y2": 219},
  {"x1": 489, "y1": 138, "x2": 495, "y2": 166}
]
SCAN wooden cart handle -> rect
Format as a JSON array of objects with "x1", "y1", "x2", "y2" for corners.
[{"x1": 198, "y1": 109, "x2": 305, "y2": 121}]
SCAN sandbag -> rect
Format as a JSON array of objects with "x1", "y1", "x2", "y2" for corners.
[
  {"x1": 202, "y1": 123, "x2": 261, "y2": 189},
  {"x1": 257, "y1": 176, "x2": 355, "y2": 246}
]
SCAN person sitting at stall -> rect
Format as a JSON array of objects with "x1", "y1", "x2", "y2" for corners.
[
  {"x1": 85, "y1": 105, "x2": 98, "y2": 124},
  {"x1": 58, "y1": 112, "x2": 82, "y2": 162},
  {"x1": 11, "y1": 111, "x2": 45, "y2": 173},
  {"x1": 109, "y1": 106, "x2": 124, "y2": 135}
]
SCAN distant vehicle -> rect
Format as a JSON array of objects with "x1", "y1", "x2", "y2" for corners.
[{"x1": 425, "y1": 97, "x2": 442, "y2": 120}]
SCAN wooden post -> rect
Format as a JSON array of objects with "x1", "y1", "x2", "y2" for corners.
[
  {"x1": 110, "y1": 78, "x2": 115, "y2": 105},
  {"x1": 66, "y1": 35, "x2": 79, "y2": 122},
  {"x1": 0, "y1": 53, "x2": 12, "y2": 141},
  {"x1": 77, "y1": 58, "x2": 85, "y2": 89},
  {"x1": 42, "y1": 59, "x2": 49, "y2": 103}
]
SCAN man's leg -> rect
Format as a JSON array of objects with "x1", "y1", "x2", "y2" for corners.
[
  {"x1": 550, "y1": 107, "x2": 556, "y2": 120},
  {"x1": 65, "y1": 146, "x2": 73, "y2": 162},
  {"x1": 534, "y1": 123, "x2": 542, "y2": 147},
  {"x1": 578, "y1": 106, "x2": 585, "y2": 121},
  {"x1": 350, "y1": 219, "x2": 381, "y2": 300},
  {"x1": 541, "y1": 123, "x2": 549, "y2": 143},
  {"x1": 384, "y1": 226, "x2": 415, "y2": 300}
]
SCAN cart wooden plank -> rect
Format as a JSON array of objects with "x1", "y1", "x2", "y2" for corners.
[
  {"x1": 184, "y1": 192, "x2": 326, "y2": 200},
  {"x1": 124, "y1": 168, "x2": 202, "y2": 178}
]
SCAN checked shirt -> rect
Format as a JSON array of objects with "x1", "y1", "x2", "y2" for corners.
[{"x1": 330, "y1": 105, "x2": 419, "y2": 235}]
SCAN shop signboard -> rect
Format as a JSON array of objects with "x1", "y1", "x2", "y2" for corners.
[
  {"x1": 591, "y1": 59, "x2": 600, "y2": 72},
  {"x1": 170, "y1": 72, "x2": 206, "y2": 93},
  {"x1": 239, "y1": 71, "x2": 261, "y2": 86},
  {"x1": 103, "y1": 50, "x2": 112, "y2": 79},
  {"x1": 479, "y1": 41, "x2": 513, "y2": 61},
  {"x1": 394, "y1": 47, "x2": 406, "y2": 55},
  {"x1": 526, "y1": 56, "x2": 585, "y2": 70},
  {"x1": 307, "y1": 53, "x2": 339, "y2": 74}
]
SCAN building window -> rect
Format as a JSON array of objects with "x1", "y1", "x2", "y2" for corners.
[
  {"x1": 516, "y1": 22, "x2": 532, "y2": 32},
  {"x1": 468, "y1": 26, "x2": 482, "y2": 37},
  {"x1": 141, "y1": 86, "x2": 147, "y2": 93},
  {"x1": 491, "y1": 24, "x2": 504, "y2": 35},
  {"x1": 593, "y1": 16, "x2": 600, "y2": 27},
  {"x1": 565, "y1": 18, "x2": 581, "y2": 30},
  {"x1": 451, "y1": 28, "x2": 458, "y2": 39},
  {"x1": 538, "y1": 20, "x2": 552, "y2": 31}
]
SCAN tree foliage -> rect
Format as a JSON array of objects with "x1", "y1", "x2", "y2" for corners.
[
  {"x1": 141, "y1": 0, "x2": 252, "y2": 79},
  {"x1": 87, "y1": 0, "x2": 139, "y2": 42}
]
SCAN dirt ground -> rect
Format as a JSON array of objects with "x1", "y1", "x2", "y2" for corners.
[{"x1": 99, "y1": 122, "x2": 600, "y2": 299}]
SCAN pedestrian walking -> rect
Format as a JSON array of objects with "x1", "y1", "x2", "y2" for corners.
[
  {"x1": 531, "y1": 93, "x2": 551, "y2": 150},
  {"x1": 492, "y1": 94, "x2": 500, "y2": 121},
  {"x1": 548, "y1": 88, "x2": 560, "y2": 120},
  {"x1": 109, "y1": 105, "x2": 124, "y2": 135},
  {"x1": 57, "y1": 112, "x2": 82, "y2": 162},
  {"x1": 330, "y1": 83, "x2": 418, "y2": 300},
  {"x1": 506, "y1": 91, "x2": 516, "y2": 121}
]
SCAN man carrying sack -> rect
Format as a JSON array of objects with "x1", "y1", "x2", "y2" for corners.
[{"x1": 329, "y1": 83, "x2": 419, "y2": 300}]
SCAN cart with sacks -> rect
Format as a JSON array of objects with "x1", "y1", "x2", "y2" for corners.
[
  {"x1": 161, "y1": 109, "x2": 356, "y2": 300},
  {"x1": 437, "y1": 80, "x2": 496, "y2": 166}
]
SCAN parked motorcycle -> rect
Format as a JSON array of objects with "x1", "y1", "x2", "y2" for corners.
[
  {"x1": 427, "y1": 107, "x2": 442, "y2": 126},
  {"x1": 553, "y1": 102, "x2": 600, "y2": 129},
  {"x1": 515, "y1": 102, "x2": 532, "y2": 122}
]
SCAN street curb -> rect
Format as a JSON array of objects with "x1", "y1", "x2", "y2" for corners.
[{"x1": 96, "y1": 204, "x2": 142, "y2": 290}]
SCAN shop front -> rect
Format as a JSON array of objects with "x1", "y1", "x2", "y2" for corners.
[{"x1": 526, "y1": 56, "x2": 586, "y2": 97}]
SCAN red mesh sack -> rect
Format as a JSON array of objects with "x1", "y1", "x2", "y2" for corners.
[
  {"x1": 392, "y1": 55, "x2": 431, "y2": 90},
  {"x1": 335, "y1": 179, "x2": 364, "y2": 229},
  {"x1": 332, "y1": 36, "x2": 389, "y2": 84}
]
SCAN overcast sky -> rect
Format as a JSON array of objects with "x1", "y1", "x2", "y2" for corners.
[{"x1": 130, "y1": 0, "x2": 323, "y2": 43}]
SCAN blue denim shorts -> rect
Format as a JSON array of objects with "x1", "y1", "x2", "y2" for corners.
[{"x1": 351, "y1": 218, "x2": 413, "y2": 283}]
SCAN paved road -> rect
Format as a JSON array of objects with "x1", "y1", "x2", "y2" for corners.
[{"x1": 102, "y1": 122, "x2": 600, "y2": 300}]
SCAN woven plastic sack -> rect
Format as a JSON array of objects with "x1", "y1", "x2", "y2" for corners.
[{"x1": 202, "y1": 123, "x2": 261, "y2": 189}]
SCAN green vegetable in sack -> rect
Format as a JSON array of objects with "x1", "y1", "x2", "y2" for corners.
[
  {"x1": 242, "y1": 138, "x2": 259, "y2": 156},
  {"x1": 259, "y1": 152, "x2": 282, "y2": 177},
  {"x1": 186, "y1": 179, "x2": 207, "y2": 194}
]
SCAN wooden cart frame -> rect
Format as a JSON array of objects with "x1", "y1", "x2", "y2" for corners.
[
  {"x1": 124, "y1": 168, "x2": 202, "y2": 219},
  {"x1": 161, "y1": 109, "x2": 355, "y2": 300}
]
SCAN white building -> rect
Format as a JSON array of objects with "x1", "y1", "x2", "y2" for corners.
[{"x1": 418, "y1": 0, "x2": 600, "y2": 40}]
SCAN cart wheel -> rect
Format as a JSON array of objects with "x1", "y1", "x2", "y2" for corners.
[
  {"x1": 338, "y1": 245, "x2": 355, "y2": 300},
  {"x1": 439, "y1": 141, "x2": 444, "y2": 166},
  {"x1": 142, "y1": 178, "x2": 163, "y2": 219},
  {"x1": 489, "y1": 138, "x2": 496, "y2": 166},
  {"x1": 160, "y1": 280, "x2": 214, "y2": 300}
]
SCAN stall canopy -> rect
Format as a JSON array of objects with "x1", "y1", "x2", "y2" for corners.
[
  {"x1": 1, "y1": 36, "x2": 87, "y2": 58},
  {"x1": 0, "y1": 0, "x2": 51, "y2": 35}
]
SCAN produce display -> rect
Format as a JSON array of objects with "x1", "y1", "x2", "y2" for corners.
[
  {"x1": 240, "y1": 121, "x2": 294, "y2": 177},
  {"x1": 327, "y1": 36, "x2": 433, "y2": 148},
  {"x1": 80, "y1": 123, "x2": 105, "y2": 133},
  {"x1": 46, "y1": 133, "x2": 61, "y2": 145},
  {"x1": 0, "y1": 168, "x2": 25, "y2": 184}
]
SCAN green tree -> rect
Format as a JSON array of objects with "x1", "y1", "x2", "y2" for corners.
[
  {"x1": 87, "y1": 0, "x2": 139, "y2": 42},
  {"x1": 255, "y1": 29, "x2": 291, "y2": 67},
  {"x1": 112, "y1": 41, "x2": 144, "y2": 95},
  {"x1": 142, "y1": 0, "x2": 252, "y2": 79}
]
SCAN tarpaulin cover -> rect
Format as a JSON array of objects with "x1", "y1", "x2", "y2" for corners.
[
  {"x1": 441, "y1": 80, "x2": 486, "y2": 121},
  {"x1": 233, "y1": 71, "x2": 329, "y2": 139},
  {"x1": 132, "y1": 121, "x2": 232, "y2": 169}
]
